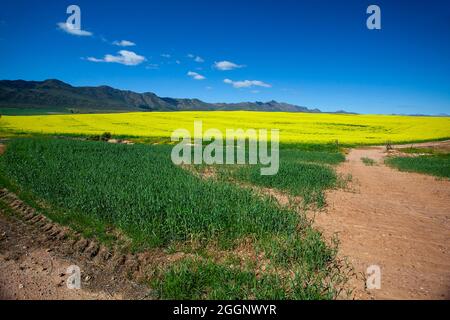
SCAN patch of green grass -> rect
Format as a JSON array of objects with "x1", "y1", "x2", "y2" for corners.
[
  {"x1": 386, "y1": 154, "x2": 450, "y2": 178},
  {"x1": 0, "y1": 107, "x2": 71, "y2": 116},
  {"x1": 398, "y1": 147, "x2": 437, "y2": 155},
  {"x1": 361, "y1": 157, "x2": 376, "y2": 166},
  {"x1": 216, "y1": 149, "x2": 344, "y2": 207},
  {"x1": 278, "y1": 143, "x2": 343, "y2": 152},
  {"x1": 279, "y1": 149, "x2": 345, "y2": 165},
  {"x1": 153, "y1": 257, "x2": 338, "y2": 300},
  {"x1": 259, "y1": 229, "x2": 337, "y2": 271}
]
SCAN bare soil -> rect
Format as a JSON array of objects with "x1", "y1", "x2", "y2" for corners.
[
  {"x1": 0, "y1": 189, "x2": 154, "y2": 300},
  {"x1": 314, "y1": 142, "x2": 450, "y2": 300}
]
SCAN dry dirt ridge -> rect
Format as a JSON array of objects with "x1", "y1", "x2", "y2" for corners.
[
  {"x1": 314, "y1": 141, "x2": 450, "y2": 300},
  {"x1": 0, "y1": 188, "x2": 164, "y2": 300}
]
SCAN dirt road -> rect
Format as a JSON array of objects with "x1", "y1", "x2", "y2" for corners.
[{"x1": 314, "y1": 143, "x2": 450, "y2": 300}]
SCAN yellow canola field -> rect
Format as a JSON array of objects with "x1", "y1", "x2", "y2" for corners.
[{"x1": 1, "y1": 111, "x2": 449, "y2": 145}]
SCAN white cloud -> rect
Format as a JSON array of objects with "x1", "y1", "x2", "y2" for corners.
[
  {"x1": 214, "y1": 61, "x2": 244, "y2": 71},
  {"x1": 57, "y1": 22, "x2": 92, "y2": 36},
  {"x1": 195, "y1": 56, "x2": 204, "y2": 63},
  {"x1": 187, "y1": 71, "x2": 206, "y2": 80},
  {"x1": 188, "y1": 54, "x2": 204, "y2": 63},
  {"x1": 175, "y1": 60, "x2": 181, "y2": 64},
  {"x1": 86, "y1": 57, "x2": 104, "y2": 63},
  {"x1": 161, "y1": 53, "x2": 171, "y2": 58},
  {"x1": 113, "y1": 40, "x2": 136, "y2": 47},
  {"x1": 223, "y1": 79, "x2": 272, "y2": 89},
  {"x1": 87, "y1": 50, "x2": 146, "y2": 66}
]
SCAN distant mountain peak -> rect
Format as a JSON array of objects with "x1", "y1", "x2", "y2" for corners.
[{"x1": 40, "y1": 79, "x2": 72, "y2": 88}]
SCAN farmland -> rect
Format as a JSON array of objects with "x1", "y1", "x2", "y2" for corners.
[
  {"x1": 1, "y1": 111, "x2": 450, "y2": 144},
  {"x1": 0, "y1": 137, "x2": 347, "y2": 299},
  {"x1": 0, "y1": 112, "x2": 449, "y2": 300}
]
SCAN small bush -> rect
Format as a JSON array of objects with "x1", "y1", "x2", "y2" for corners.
[{"x1": 101, "y1": 132, "x2": 112, "y2": 141}]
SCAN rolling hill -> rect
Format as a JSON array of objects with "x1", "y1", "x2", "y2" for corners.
[{"x1": 0, "y1": 79, "x2": 344, "y2": 115}]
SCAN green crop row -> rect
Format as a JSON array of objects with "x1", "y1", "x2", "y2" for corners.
[
  {"x1": 386, "y1": 154, "x2": 450, "y2": 178},
  {"x1": 214, "y1": 149, "x2": 344, "y2": 207}
]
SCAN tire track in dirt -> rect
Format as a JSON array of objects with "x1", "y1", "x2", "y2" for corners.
[
  {"x1": 314, "y1": 143, "x2": 450, "y2": 300},
  {"x1": 0, "y1": 189, "x2": 154, "y2": 300}
]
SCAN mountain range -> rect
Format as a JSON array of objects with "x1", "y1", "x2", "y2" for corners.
[{"x1": 0, "y1": 79, "x2": 353, "y2": 114}]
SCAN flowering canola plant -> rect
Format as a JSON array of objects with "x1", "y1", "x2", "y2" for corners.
[{"x1": 1, "y1": 111, "x2": 449, "y2": 145}]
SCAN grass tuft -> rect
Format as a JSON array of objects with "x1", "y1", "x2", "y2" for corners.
[
  {"x1": 386, "y1": 154, "x2": 450, "y2": 178},
  {"x1": 361, "y1": 157, "x2": 376, "y2": 166}
]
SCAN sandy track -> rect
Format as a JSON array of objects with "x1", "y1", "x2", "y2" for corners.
[{"x1": 314, "y1": 145, "x2": 450, "y2": 300}]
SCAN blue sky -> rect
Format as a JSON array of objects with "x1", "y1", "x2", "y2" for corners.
[{"x1": 0, "y1": 0, "x2": 449, "y2": 114}]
